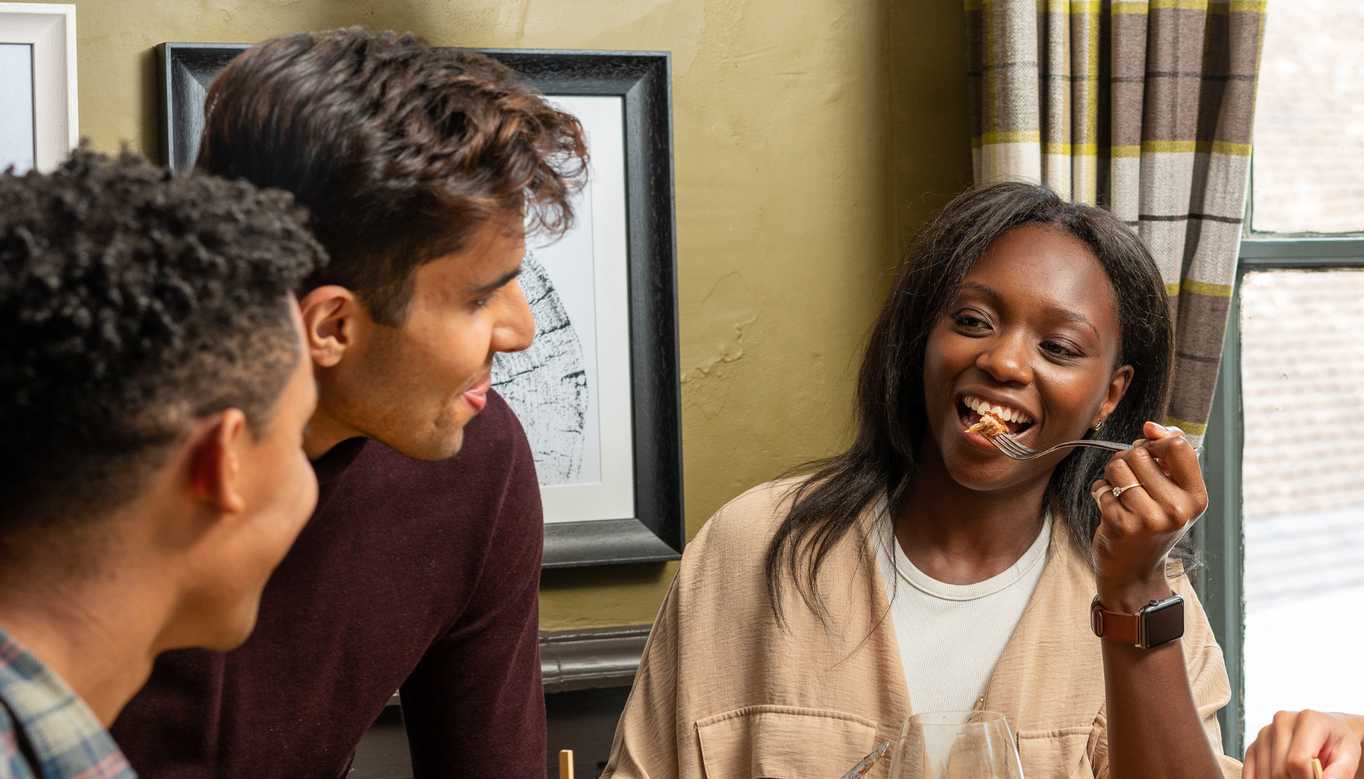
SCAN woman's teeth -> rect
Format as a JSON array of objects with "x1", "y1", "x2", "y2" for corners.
[{"x1": 962, "y1": 395, "x2": 1033, "y2": 426}]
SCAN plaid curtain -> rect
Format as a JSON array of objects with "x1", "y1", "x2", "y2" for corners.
[{"x1": 966, "y1": 0, "x2": 1267, "y2": 443}]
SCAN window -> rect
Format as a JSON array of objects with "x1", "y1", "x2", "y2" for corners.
[
  {"x1": 1249, "y1": 0, "x2": 1364, "y2": 235},
  {"x1": 1199, "y1": 0, "x2": 1364, "y2": 756}
]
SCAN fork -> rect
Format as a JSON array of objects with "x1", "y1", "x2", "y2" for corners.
[
  {"x1": 840, "y1": 740, "x2": 892, "y2": 778},
  {"x1": 987, "y1": 433, "x2": 1132, "y2": 460}
]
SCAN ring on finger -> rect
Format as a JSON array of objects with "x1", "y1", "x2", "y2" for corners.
[{"x1": 1110, "y1": 482, "x2": 1142, "y2": 498}]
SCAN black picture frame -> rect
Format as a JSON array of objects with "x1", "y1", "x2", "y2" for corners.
[{"x1": 158, "y1": 43, "x2": 683, "y2": 569}]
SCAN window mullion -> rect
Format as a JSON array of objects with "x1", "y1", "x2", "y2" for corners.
[{"x1": 1200, "y1": 285, "x2": 1246, "y2": 758}]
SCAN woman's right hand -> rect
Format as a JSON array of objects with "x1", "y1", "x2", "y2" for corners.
[{"x1": 1244, "y1": 710, "x2": 1364, "y2": 779}]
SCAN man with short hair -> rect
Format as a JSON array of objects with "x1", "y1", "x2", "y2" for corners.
[
  {"x1": 0, "y1": 149, "x2": 325, "y2": 778},
  {"x1": 113, "y1": 28, "x2": 589, "y2": 777}
]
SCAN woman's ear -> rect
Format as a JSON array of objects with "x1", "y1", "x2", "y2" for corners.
[
  {"x1": 298, "y1": 286, "x2": 358, "y2": 369},
  {"x1": 1095, "y1": 364, "x2": 1135, "y2": 427}
]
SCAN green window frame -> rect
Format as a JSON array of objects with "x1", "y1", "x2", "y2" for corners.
[{"x1": 1197, "y1": 236, "x2": 1364, "y2": 758}]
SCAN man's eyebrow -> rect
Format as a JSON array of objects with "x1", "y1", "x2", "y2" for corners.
[{"x1": 468, "y1": 266, "x2": 523, "y2": 296}]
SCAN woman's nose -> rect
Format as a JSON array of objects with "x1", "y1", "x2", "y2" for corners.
[{"x1": 975, "y1": 334, "x2": 1033, "y2": 385}]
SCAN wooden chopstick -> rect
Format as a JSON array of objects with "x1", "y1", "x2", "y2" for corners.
[
  {"x1": 1313, "y1": 756, "x2": 1324, "y2": 779},
  {"x1": 559, "y1": 749, "x2": 574, "y2": 779}
]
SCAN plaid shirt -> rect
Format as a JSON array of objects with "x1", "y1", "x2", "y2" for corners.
[{"x1": 0, "y1": 628, "x2": 135, "y2": 779}]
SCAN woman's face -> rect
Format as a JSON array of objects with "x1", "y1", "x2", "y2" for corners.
[{"x1": 920, "y1": 224, "x2": 1133, "y2": 492}]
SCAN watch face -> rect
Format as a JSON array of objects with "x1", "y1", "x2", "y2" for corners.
[{"x1": 1143, "y1": 596, "x2": 1185, "y2": 646}]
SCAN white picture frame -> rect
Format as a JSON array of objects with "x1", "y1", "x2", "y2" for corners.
[
  {"x1": 498, "y1": 94, "x2": 636, "y2": 527},
  {"x1": 0, "y1": 2, "x2": 76, "y2": 173}
]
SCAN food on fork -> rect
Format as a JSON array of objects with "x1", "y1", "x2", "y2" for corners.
[
  {"x1": 959, "y1": 394, "x2": 1034, "y2": 439},
  {"x1": 967, "y1": 412, "x2": 1008, "y2": 439}
]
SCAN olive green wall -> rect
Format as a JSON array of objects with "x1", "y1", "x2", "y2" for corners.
[{"x1": 19, "y1": 0, "x2": 970, "y2": 630}]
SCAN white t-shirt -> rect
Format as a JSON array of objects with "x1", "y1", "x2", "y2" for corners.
[{"x1": 874, "y1": 507, "x2": 1052, "y2": 719}]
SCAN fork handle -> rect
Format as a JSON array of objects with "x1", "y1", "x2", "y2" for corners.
[
  {"x1": 1069, "y1": 439, "x2": 1132, "y2": 453},
  {"x1": 1082, "y1": 438, "x2": 1205, "y2": 456}
]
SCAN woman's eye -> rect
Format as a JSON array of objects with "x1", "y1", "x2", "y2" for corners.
[
  {"x1": 1041, "y1": 340, "x2": 1082, "y2": 359},
  {"x1": 952, "y1": 312, "x2": 990, "y2": 331}
]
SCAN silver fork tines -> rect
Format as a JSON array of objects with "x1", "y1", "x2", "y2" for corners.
[{"x1": 988, "y1": 433, "x2": 1132, "y2": 460}]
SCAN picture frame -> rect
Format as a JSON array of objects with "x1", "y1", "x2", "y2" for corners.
[
  {"x1": 159, "y1": 43, "x2": 683, "y2": 569},
  {"x1": 0, "y1": 2, "x2": 77, "y2": 174}
]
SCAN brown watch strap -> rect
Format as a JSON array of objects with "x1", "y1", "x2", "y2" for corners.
[{"x1": 1090, "y1": 596, "x2": 1140, "y2": 644}]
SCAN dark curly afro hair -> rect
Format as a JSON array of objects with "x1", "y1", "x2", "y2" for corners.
[{"x1": 0, "y1": 148, "x2": 327, "y2": 532}]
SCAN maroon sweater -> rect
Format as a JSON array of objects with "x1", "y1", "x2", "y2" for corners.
[{"x1": 111, "y1": 392, "x2": 546, "y2": 778}]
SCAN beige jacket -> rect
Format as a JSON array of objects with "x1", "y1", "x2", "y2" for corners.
[{"x1": 602, "y1": 480, "x2": 1240, "y2": 778}]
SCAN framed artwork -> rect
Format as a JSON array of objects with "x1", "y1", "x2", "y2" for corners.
[
  {"x1": 159, "y1": 43, "x2": 683, "y2": 568},
  {"x1": 0, "y1": 3, "x2": 76, "y2": 173}
]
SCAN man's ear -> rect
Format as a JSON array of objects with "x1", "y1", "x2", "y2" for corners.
[
  {"x1": 1095, "y1": 364, "x2": 1135, "y2": 427},
  {"x1": 298, "y1": 286, "x2": 360, "y2": 369},
  {"x1": 188, "y1": 410, "x2": 249, "y2": 515}
]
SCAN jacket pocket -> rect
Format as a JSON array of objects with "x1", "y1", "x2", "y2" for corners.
[
  {"x1": 695, "y1": 705, "x2": 883, "y2": 778},
  {"x1": 1015, "y1": 726, "x2": 1094, "y2": 779}
]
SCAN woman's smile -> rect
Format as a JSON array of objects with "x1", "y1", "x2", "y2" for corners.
[{"x1": 956, "y1": 390, "x2": 1039, "y2": 450}]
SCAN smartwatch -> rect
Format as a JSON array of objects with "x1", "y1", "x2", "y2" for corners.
[{"x1": 1090, "y1": 593, "x2": 1184, "y2": 649}]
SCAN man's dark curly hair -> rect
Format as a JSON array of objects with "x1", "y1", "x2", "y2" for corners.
[
  {"x1": 0, "y1": 148, "x2": 326, "y2": 532},
  {"x1": 196, "y1": 27, "x2": 589, "y2": 324}
]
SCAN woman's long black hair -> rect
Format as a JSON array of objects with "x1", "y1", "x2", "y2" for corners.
[{"x1": 766, "y1": 182, "x2": 1175, "y2": 621}]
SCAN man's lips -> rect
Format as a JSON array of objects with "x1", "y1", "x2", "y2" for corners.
[{"x1": 464, "y1": 373, "x2": 492, "y2": 413}]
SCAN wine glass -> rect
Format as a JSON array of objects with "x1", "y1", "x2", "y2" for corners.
[{"x1": 890, "y1": 710, "x2": 1024, "y2": 779}]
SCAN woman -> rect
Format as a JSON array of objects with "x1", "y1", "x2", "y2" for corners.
[{"x1": 603, "y1": 183, "x2": 1239, "y2": 778}]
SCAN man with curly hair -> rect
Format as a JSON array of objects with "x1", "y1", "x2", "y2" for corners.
[
  {"x1": 113, "y1": 28, "x2": 589, "y2": 778},
  {"x1": 0, "y1": 149, "x2": 326, "y2": 778}
]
